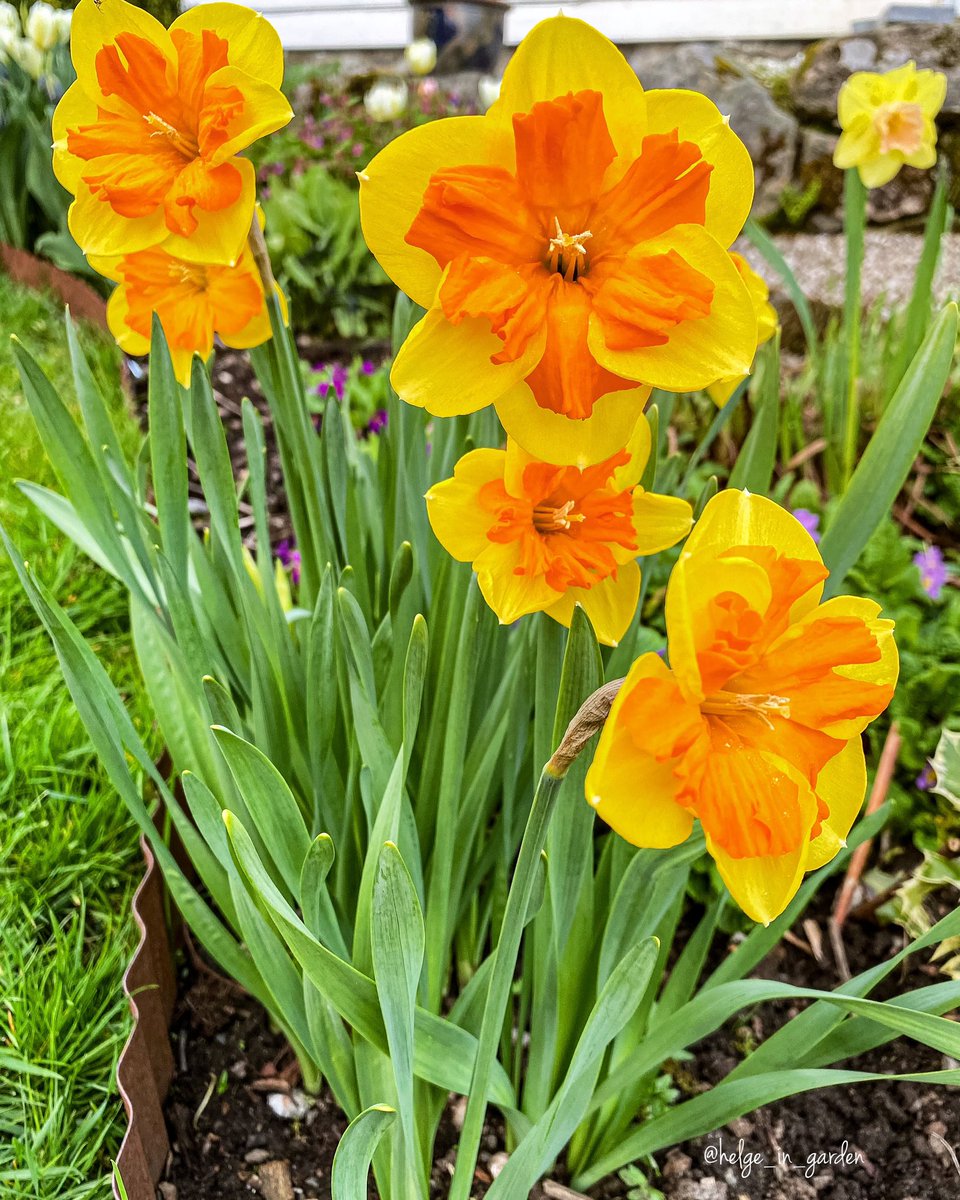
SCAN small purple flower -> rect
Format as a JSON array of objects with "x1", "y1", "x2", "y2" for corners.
[
  {"x1": 351, "y1": 142, "x2": 365, "y2": 158},
  {"x1": 331, "y1": 363, "x2": 349, "y2": 400},
  {"x1": 276, "y1": 539, "x2": 302, "y2": 585},
  {"x1": 916, "y1": 764, "x2": 937, "y2": 791},
  {"x1": 792, "y1": 508, "x2": 821, "y2": 543},
  {"x1": 914, "y1": 544, "x2": 949, "y2": 600},
  {"x1": 361, "y1": 359, "x2": 376, "y2": 375},
  {"x1": 363, "y1": 409, "x2": 388, "y2": 438}
]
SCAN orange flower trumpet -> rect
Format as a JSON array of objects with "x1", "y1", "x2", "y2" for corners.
[
  {"x1": 360, "y1": 15, "x2": 759, "y2": 466},
  {"x1": 52, "y1": 0, "x2": 292, "y2": 264},
  {"x1": 586, "y1": 491, "x2": 898, "y2": 923}
]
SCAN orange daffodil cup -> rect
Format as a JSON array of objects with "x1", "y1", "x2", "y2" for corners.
[
  {"x1": 52, "y1": 0, "x2": 292, "y2": 265},
  {"x1": 586, "y1": 491, "x2": 898, "y2": 925},
  {"x1": 426, "y1": 421, "x2": 692, "y2": 646},
  {"x1": 360, "y1": 16, "x2": 759, "y2": 467}
]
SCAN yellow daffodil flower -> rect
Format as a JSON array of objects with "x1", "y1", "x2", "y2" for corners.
[
  {"x1": 707, "y1": 253, "x2": 779, "y2": 407},
  {"x1": 586, "y1": 490, "x2": 898, "y2": 924},
  {"x1": 360, "y1": 15, "x2": 758, "y2": 467},
  {"x1": 52, "y1": 0, "x2": 292, "y2": 263},
  {"x1": 90, "y1": 242, "x2": 281, "y2": 385},
  {"x1": 834, "y1": 61, "x2": 946, "y2": 188},
  {"x1": 425, "y1": 421, "x2": 692, "y2": 645}
]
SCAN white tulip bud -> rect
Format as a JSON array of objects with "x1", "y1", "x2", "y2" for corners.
[
  {"x1": 26, "y1": 2, "x2": 58, "y2": 51},
  {"x1": 363, "y1": 79, "x2": 408, "y2": 122},
  {"x1": 54, "y1": 6, "x2": 71, "y2": 43},
  {"x1": 404, "y1": 37, "x2": 437, "y2": 77},
  {"x1": 12, "y1": 35, "x2": 44, "y2": 76},
  {"x1": 0, "y1": 1, "x2": 20, "y2": 35}
]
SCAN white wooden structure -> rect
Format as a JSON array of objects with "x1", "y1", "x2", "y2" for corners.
[{"x1": 184, "y1": 0, "x2": 958, "y2": 51}]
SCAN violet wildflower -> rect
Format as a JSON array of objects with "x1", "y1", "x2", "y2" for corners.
[
  {"x1": 276, "y1": 539, "x2": 302, "y2": 585},
  {"x1": 791, "y1": 508, "x2": 821, "y2": 544},
  {"x1": 362, "y1": 359, "x2": 376, "y2": 375},
  {"x1": 914, "y1": 544, "x2": 949, "y2": 600},
  {"x1": 363, "y1": 409, "x2": 388, "y2": 438},
  {"x1": 916, "y1": 764, "x2": 937, "y2": 791}
]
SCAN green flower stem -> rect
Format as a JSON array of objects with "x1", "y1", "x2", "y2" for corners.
[
  {"x1": 842, "y1": 168, "x2": 867, "y2": 490},
  {"x1": 448, "y1": 762, "x2": 565, "y2": 1200}
]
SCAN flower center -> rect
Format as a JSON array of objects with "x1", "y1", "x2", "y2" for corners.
[
  {"x1": 873, "y1": 102, "x2": 924, "y2": 156},
  {"x1": 143, "y1": 110, "x2": 198, "y2": 159},
  {"x1": 533, "y1": 498, "x2": 585, "y2": 534},
  {"x1": 701, "y1": 689, "x2": 792, "y2": 729},
  {"x1": 547, "y1": 217, "x2": 592, "y2": 282}
]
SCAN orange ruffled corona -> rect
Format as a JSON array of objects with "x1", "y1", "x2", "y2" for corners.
[
  {"x1": 90, "y1": 243, "x2": 280, "y2": 385},
  {"x1": 360, "y1": 15, "x2": 758, "y2": 467},
  {"x1": 586, "y1": 491, "x2": 898, "y2": 924},
  {"x1": 425, "y1": 422, "x2": 692, "y2": 646},
  {"x1": 52, "y1": 0, "x2": 292, "y2": 264}
]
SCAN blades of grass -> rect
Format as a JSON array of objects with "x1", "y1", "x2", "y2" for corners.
[
  {"x1": 639, "y1": 405, "x2": 659, "y2": 492},
  {"x1": 653, "y1": 895, "x2": 725, "y2": 1024},
  {"x1": 744, "y1": 218, "x2": 818, "y2": 367},
  {"x1": 679, "y1": 384, "x2": 747, "y2": 493},
  {"x1": 487, "y1": 940, "x2": 660, "y2": 1200},
  {"x1": 819, "y1": 302, "x2": 958, "y2": 594},
  {"x1": 371, "y1": 843, "x2": 428, "y2": 1196},
  {"x1": 331, "y1": 1105, "x2": 396, "y2": 1200},
  {"x1": 727, "y1": 337, "x2": 780, "y2": 495}
]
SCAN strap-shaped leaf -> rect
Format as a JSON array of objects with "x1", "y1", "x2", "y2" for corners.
[{"x1": 331, "y1": 1104, "x2": 396, "y2": 1200}]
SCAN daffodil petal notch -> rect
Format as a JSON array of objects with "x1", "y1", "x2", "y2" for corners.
[
  {"x1": 586, "y1": 490, "x2": 898, "y2": 924},
  {"x1": 360, "y1": 14, "x2": 758, "y2": 464}
]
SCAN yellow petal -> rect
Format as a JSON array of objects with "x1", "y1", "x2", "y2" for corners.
[
  {"x1": 545, "y1": 561, "x2": 640, "y2": 647},
  {"x1": 631, "y1": 489, "x2": 693, "y2": 556},
  {"x1": 52, "y1": 82, "x2": 99, "y2": 194},
  {"x1": 68, "y1": 186, "x2": 168, "y2": 257},
  {"x1": 838, "y1": 73, "x2": 881, "y2": 128},
  {"x1": 223, "y1": 283, "x2": 285, "y2": 351},
  {"x1": 495, "y1": 382, "x2": 649, "y2": 469},
  {"x1": 610, "y1": 410, "x2": 652, "y2": 489},
  {"x1": 171, "y1": 2, "x2": 286, "y2": 88},
  {"x1": 393, "y1": 305, "x2": 544, "y2": 417},
  {"x1": 474, "y1": 540, "x2": 558, "y2": 624},
  {"x1": 643, "y1": 88, "x2": 754, "y2": 247},
  {"x1": 807, "y1": 736, "x2": 867, "y2": 872},
  {"x1": 104, "y1": 283, "x2": 150, "y2": 356},
  {"x1": 684, "y1": 489, "x2": 823, "y2": 574},
  {"x1": 359, "y1": 115, "x2": 510, "y2": 311},
  {"x1": 490, "y1": 15, "x2": 648, "y2": 163},
  {"x1": 70, "y1": 0, "x2": 174, "y2": 100},
  {"x1": 833, "y1": 117, "x2": 876, "y2": 169},
  {"x1": 425, "y1": 448, "x2": 505, "y2": 563},
  {"x1": 161, "y1": 158, "x2": 257, "y2": 265},
  {"x1": 588, "y1": 225, "x2": 757, "y2": 393},
  {"x1": 586, "y1": 652, "x2": 696, "y2": 847},
  {"x1": 204, "y1": 67, "x2": 293, "y2": 165},
  {"x1": 858, "y1": 154, "x2": 903, "y2": 188},
  {"x1": 706, "y1": 374, "x2": 744, "y2": 407},
  {"x1": 911, "y1": 68, "x2": 947, "y2": 118}
]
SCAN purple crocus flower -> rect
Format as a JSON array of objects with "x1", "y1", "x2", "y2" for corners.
[
  {"x1": 331, "y1": 363, "x2": 349, "y2": 400},
  {"x1": 914, "y1": 544, "x2": 949, "y2": 600},
  {"x1": 275, "y1": 539, "x2": 302, "y2": 585},
  {"x1": 791, "y1": 508, "x2": 821, "y2": 544},
  {"x1": 916, "y1": 764, "x2": 937, "y2": 791},
  {"x1": 361, "y1": 359, "x2": 376, "y2": 375}
]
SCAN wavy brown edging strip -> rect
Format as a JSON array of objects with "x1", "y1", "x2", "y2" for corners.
[
  {"x1": 0, "y1": 243, "x2": 108, "y2": 329},
  {"x1": 113, "y1": 834, "x2": 177, "y2": 1200}
]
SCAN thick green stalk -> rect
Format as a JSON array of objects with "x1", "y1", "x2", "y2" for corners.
[{"x1": 842, "y1": 168, "x2": 866, "y2": 489}]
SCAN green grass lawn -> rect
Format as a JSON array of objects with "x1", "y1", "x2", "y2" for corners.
[{"x1": 0, "y1": 277, "x2": 154, "y2": 1199}]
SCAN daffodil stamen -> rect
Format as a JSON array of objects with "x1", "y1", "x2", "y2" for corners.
[
  {"x1": 547, "y1": 217, "x2": 593, "y2": 282},
  {"x1": 533, "y1": 499, "x2": 584, "y2": 533},
  {"x1": 701, "y1": 690, "x2": 792, "y2": 729},
  {"x1": 143, "y1": 111, "x2": 196, "y2": 158}
]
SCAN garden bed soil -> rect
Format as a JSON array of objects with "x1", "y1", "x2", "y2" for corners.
[{"x1": 159, "y1": 893, "x2": 960, "y2": 1200}]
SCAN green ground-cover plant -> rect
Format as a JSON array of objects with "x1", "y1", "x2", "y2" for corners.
[
  {"x1": 0, "y1": 275, "x2": 153, "y2": 1199},
  {"x1": 8, "y1": 281, "x2": 960, "y2": 1200}
]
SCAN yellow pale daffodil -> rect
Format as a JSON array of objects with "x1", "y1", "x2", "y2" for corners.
[
  {"x1": 90, "y1": 241, "x2": 281, "y2": 386},
  {"x1": 586, "y1": 490, "x2": 898, "y2": 924},
  {"x1": 425, "y1": 421, "x2": 692, "y2": 646},
  {"x1": 52, "y1": 0, "x2": 292, "y2": 263},
  {"x1": 834, "y1": 61, "x2": 946, "y2": 189},
  {"x1": 360, "y1": 15, "x2": 758, "y2": 467},
  {"x1": 706, "y1": 253, "x2": 778, "y2": 407}
]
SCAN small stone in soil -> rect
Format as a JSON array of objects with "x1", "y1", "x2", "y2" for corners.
[
  {"x1": 258, "y1": 1159, "x2": 294, "y2": 1200},
  {"x1": 267, "y1": 1091, "x2": 310, "y2": 1120}
]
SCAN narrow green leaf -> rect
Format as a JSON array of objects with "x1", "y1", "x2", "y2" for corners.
[
  {"x1": 331, "y1": 1104, "x2": 396, "y2": 1200},
  {"x1": 148, "y1": 313, "x2": 190, "y2": 583},
  {"x1": 727, "y1": 338, "x2": 779, "y2": 495}
]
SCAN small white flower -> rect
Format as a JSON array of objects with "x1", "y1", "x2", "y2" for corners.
[
  {"x1": 0, "y1": 1, "x2": 20, "y2": 35},
  {"x1": 25, "y1": 1, "x2": 58, "y2": 51},
  {"x1": 11, "y1": 35, "x2": 44, "y2": 76},
  {"x1": 54, "y1": 6, "x2": 71, "y2": 43},
  {"x1": 364, "y1": 79, "x2": 408, "y2": 122},
  {"x1": 404, "y1": 36, "x2": 436, "y2": 77},
  {"x1": 0, "y1": 25, "x2": 18, "y2": 60},
  {"x1": 478, "y1": 75, "x2": 501, "y2": 111}
]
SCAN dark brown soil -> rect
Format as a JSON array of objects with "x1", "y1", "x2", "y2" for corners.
[{"x1": 160, "y1": 894, "x2": 960, "y2": 1200}]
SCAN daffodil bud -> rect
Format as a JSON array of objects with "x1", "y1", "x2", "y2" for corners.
[
  {"x1": 404, "y1": 37, "x2": 436, "y2": 77},
  {"x1": 364, "y1": 79, "x2": 408, "y2": 122}
]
